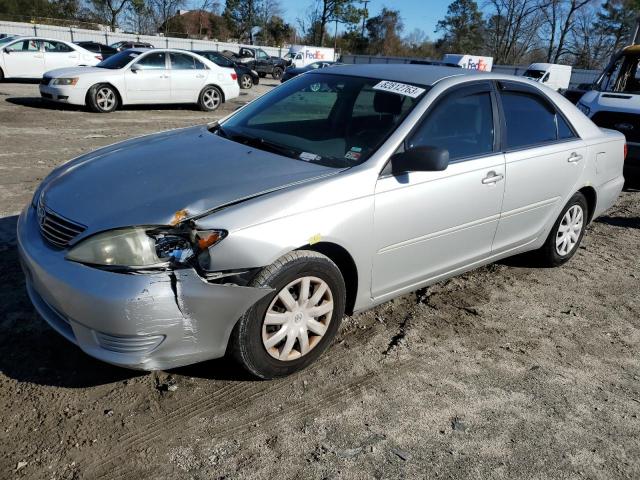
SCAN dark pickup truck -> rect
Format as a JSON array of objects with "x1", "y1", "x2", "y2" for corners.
[{"x1": 223, "y1": 47, "x2": 287, "y2": 80}]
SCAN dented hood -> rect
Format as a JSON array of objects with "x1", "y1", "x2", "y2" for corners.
[{"x1": 40, "y1": 125, "x2": 339, "y2": 234}]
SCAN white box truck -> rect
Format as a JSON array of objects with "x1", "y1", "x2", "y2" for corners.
[
  {"x1": 286, "y1": 45, "x2": 336, "y2": 68},
  {"x1": 523, "y1": 63, "x2": 572, "y2": 91},
  {"x1": 442, "y1": 54, "x2": 493, "y2": 71}
]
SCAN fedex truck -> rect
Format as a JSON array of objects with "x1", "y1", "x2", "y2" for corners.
[
  {"x1": 287, "y1": 45, "x2": 336, "y2": 68},
  {"x1": 442, "y1": 54, "x2": 493, "y2": 72}
]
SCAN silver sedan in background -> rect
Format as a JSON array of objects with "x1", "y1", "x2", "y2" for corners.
[{"x1": 18, "y1": 65, "x2": 625, "y2": 379}]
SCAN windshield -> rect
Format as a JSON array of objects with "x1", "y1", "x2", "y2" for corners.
[
  {"x1": 598, "y1": 52, "x2": 640, "y2": 94},
  {"x1": 219, "y1": 73, "x2": 427, "y2": 167},
  {"x1": 0, "y1": 36, "x2": 17, "y2": 46},
  {"x1": 198, "y1": 52, "x2": 233, "y2": 68},
  {"x1": 523, "y1": 69, "x2": 545, "y2": 80},
  {"x1": 97, "y1": 50, "x2": 140, "y2": 69}
]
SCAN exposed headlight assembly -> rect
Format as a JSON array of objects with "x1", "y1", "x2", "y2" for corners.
[
  {"x1": 66, "y1": 227, "x2": 226, "y2": 270},
  {"x1": 51, "y1": 77, "x2": 79, "y2": 86}
]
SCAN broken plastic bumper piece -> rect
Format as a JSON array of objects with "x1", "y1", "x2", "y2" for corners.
[{"x1": 17, "y1": 205, "x2": 271, "y2": 371}]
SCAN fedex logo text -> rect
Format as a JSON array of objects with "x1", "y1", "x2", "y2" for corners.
[{"x1": 305, "y1": 50, "x2": 327, "y2": 60}]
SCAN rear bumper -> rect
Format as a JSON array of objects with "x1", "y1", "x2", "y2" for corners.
[{"x1": 17, "y1": 205, "x2": 271, "y2": 371}]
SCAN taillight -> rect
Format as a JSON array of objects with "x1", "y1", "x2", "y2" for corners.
[
  {"x1": 624, "y1": 143, "x2": 628, "y2": 159},
  {"x1": 231, "y1": 73, "x2": 238, "y2": 81}
]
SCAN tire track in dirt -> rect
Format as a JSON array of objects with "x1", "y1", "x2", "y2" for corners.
[
  {"x1": 85, "y1": 323, "x2": 384, "y2": 479},
  {"x1": 108, "y1": 356, "x2": 424, "y2": 480}
]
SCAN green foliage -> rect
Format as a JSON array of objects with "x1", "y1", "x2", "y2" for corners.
[{"x1": 435, "y1": 0, "x2": 484, "y2": 55}]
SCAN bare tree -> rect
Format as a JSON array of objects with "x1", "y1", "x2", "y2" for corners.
[
  {"x1": 88, "y1": 0, "x2": 131, "y2": 31},
  {"x1": 541, "y1": 0, "x2": 591, "y2": 63},
  {"x1": 485, "y1": 0, "x2": 549, "y2": 64}
]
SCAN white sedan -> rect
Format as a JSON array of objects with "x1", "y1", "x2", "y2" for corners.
[
  {"x1": 0, "y1": 36, "x2": 101, "y2": 80},
  {"x1": 39, "y1": 48, "x2": 240, "y2": 112}
]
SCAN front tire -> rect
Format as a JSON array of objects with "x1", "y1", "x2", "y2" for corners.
[
  {"x1": 87, "y1": 84, "x2": 119, "y2": 113},
  {"x1": 239, "y1": 73, "x2": 253, "y2": 89},
  {"x1": 231, "y1": 250, "x2": 346, "y2": 379},
  {"x1": 533, "y1": 192, "x2": 588, "y2": 267},
  {"x1": 198, "y1": 85, "x2": 222, "y2": 111},
  {"x1": 271, "y1": 67, "x2": 283, "y2": 80}
]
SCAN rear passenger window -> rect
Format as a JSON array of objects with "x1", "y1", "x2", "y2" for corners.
[
  {"x1": 170, "y1": 53, "x2": 197, "y2": 69},
  {"x1": 501, "y1": 92, "x2": 557, "y2": 148},
  {"x1": 409, "y1": 91, "x2": 495, "y2": 161},
  {"x1": 557, "y1": 114, "x2": 576, "y2": 140}
]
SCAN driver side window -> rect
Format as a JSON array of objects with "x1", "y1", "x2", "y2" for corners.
[
  {"x1": 135, "y1": 52, "x2": 166, "y2": 70},
  {"x1": 409, "y1": 88, "x2": 495, "y2": 161},
  {"x1": 7, "y1": 39, "x2": 40, "y2": 52}
]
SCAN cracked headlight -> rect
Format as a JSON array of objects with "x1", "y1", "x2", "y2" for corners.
[
  {"x1": 51, "y1": 77, "x2": 79, "y2": 86},
  {"x1": 66, "y1": 227, "x2": 226, "y2": 269}
]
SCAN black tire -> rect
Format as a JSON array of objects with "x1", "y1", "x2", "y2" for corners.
[
  {"x1": 532, "y1": 192, "x2": 588, "y2": 267},
  {"x1": 198, "y1": 85, "x2": 222, "y2": 112},
  {"x1": 0, "y1": 67, "x2": 4, "y2": 82},
  {"x1": 87, "y1": 83, "x2": 119, "y2": 113},
  {"x1": 239, "y1": 73, "x2": 253, "y2": 89},
  {"x1": 231, "y1": 250, "x2": 346, "y2": 379},
  {"x1": 271, "y1": 67, "x2": 283, "y2": 80}
]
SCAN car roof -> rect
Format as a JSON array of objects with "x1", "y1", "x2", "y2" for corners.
[{"x1": 312, "y1": 63, "x2": 479, "y2": 86}]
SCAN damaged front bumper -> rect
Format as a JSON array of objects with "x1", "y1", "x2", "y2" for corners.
[{"x1": 17, "y1": 206, "x2": 271, "y2": 371}]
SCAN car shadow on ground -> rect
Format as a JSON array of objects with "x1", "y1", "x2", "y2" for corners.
[
  {"x1": 595, "y1": 215, "x2": 640, "y2": 229},
  {"x1": 0, "y1": 215, "x2": 145, "y2": 388}
]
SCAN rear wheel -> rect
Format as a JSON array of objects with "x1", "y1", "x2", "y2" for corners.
[
  {"x1": 198, "y1": 85, "x2": 222, "y2": 111},
  {"x1": 271, "y1": 67, "x2": 283, "y2": 80},
  {"x1": 533, "y1": 192, "x2": 588, "y2": 267},
  {"x1": 0, "y1": 67, "x2": 4, "y2": 82},
  {"x1": 231, "y1": 250, "x2": 346, "y2": 379},
  {"x1": 239, "y1": 73, "x2": 253, "y2": 89},
  {"x1": 87, "y1": 84, "x2": 118, "y2": 113}
]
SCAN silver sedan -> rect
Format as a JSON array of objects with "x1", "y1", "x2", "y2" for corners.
[{"x1": 18, "y1": 65, "x2": 626, "y2": 378}]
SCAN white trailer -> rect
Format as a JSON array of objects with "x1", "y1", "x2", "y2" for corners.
[{"x1": 523, "y1": 63, "x2": 572, "y2": 91}]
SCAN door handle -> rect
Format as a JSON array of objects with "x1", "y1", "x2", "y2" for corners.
[
  {"x1": 567, "y1": 152, "x2": 583, "y2": 163},
  {"x1": 196, "y1": 74, "x2": 205, "y2": 78},
  {"x1": 482, "y1": 171, "x2": 504, "y2": 184}
]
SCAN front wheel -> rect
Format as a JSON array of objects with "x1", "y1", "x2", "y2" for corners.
[
  {"x1": 533, "y1": 192, "x2": 588, "y2": 267},
  {"x1": 198, "y1": 85, "x2": 222, "y2": 111},
  {"x1": 231, "y1": 250, "x2": 346, "y2": 379},
  {"x1": 87, "y1": 84, "x2": 118, "y2": 113},
  {"x1": 271, "y1": 67, "x2": 283, "y2": 80}
]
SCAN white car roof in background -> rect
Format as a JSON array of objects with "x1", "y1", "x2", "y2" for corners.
[{"x1": 322, "y1": 64, "x2": 477, "y2": 86}]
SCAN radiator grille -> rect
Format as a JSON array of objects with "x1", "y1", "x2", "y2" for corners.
[
  {"x1": 591, "y1": 111, "x2": 640, "y2": 143},
  {"x1": 37, "y1": 197, "x2": 86, "y2": 248}
]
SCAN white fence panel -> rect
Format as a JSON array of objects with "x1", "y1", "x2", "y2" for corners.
[{"x1": 0, "y1": 20, "x2": 287, "y2": 57}]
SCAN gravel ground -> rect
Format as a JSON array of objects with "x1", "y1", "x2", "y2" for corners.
[{"x1": 0, "y1": 80, "x2": 638, "y2": 480}]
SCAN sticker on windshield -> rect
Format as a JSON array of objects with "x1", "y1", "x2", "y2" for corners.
[
  {"x1": 372, "y1": 80, "x2": 425, "y2": 98},
  {"x1": 345, "y1": 151, "x2": 361, "y2": 161},
  {"x1": 299, "y1": 152, "x2": 321, "y2": 162}
]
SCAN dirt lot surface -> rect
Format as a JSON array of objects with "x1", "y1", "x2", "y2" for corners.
[{"x1": 0, "y1": 80, "x2": 639, "y2": 480}]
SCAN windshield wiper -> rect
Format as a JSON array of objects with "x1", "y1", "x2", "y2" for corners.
[{"x1": 228, "y1": 132, "x2": 301, "y2": 160}]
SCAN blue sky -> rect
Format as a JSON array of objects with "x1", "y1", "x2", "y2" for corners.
[{"x1": 277, "y1": 0, "x2": 453, "y2": 40}]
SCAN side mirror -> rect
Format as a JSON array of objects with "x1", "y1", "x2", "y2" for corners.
[
  {"x1": 4, "y1": 47, "x2": 11, "y2": 54},
  {"x1": 391, "y1": 146, "x2": 449, "y2": 175},
  {"x1": 130, "y1": 64, "x2": 140, "y2": 73}
]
